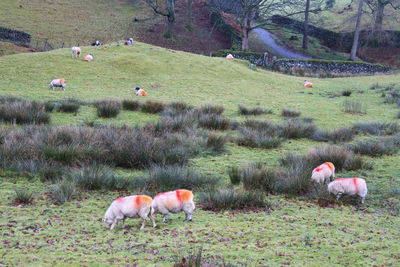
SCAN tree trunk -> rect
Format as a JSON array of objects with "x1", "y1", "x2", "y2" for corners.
[
  {"x1": 164, "y1": 0, "x2": 176, "y2": 38},
  {"x1": 373, "y1": 1, "x2": 385, "y2": 42},
  {"x1": 302, "y1": 0, "x2": 311, "y2": 50},
  {"x1": 164, "y1": 18, "x2": 175, "y2": 38},
  {"x1": 241, "y1": 27, "x2": 249, "y2": 50},
  {"x1": 186, "y1": 0, "x2": 193, "y2": 31},
  {"x1": 350, "y1": 0, "x2": 364, "y2": 61}
]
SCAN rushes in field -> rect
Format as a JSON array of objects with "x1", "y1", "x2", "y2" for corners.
[
  {"x1": 122, "y1": 99, "x2": 140, "y2": 111},
  {"x1": 14, "y1": 188, "x2": 34, "y2": 204},
  {"x1": 343, "y1": 100, "x2": 366, "y2": 114},
  {"x1": 95, "y1": 100, "x2": 122, "y2": 118}
]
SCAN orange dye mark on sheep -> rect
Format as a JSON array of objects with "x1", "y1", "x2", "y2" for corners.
[
  {"x1": 59, "y1": 79, "x2": 65, "y2": 84},
  {"x1": 179, "y1": 190, "x2": 193, "y2": 203},
  {"x1": 353, "y1": 178, "x2": 359, "y2": 193},
  {"x1": 176, "y1": 190, "x2": 182, "y2": 204},
  {"x1": 335, "y1": 178, "x2": 346, "y2": 181},
  {"x1": 116, "y1": 197, "x2": 124, "y2": 203},
  {"x1": 314, "y1": 167, "x2": 322, "y2": 172},
  {"x1": 140, "y1": 90, "x2": 147, "y2": 96},
  {"x1": 325, "y1": 162, "x2": 334, "y2": 171},
  {"x1": 135, "y1": 196, "x2": 141, "y2": 207}
]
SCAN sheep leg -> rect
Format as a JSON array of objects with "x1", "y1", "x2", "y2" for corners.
[
  {"x1": 149, "y1": 214, "x2": 156, "y2": 228},
  {"x1": 336, "y1": 193, "x2": 342, "y2": 201},
  {"x1": 361, "y1": 197, "x2": 365, "y2": 204},
  {"x1": 122, "y1": 217, "x2": 126, "y2": 228},
  {"x1": 110, "y1": 218, "x2": 117, "y2": 231},
  {"x1": 188, "y1": 212, "x2": 192, "y2": 222},
  {"x1": 140, "y1": 218, "x2": 147, "y2": 230}
]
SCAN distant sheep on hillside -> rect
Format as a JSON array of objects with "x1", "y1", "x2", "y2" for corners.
[
  {"x1": 226, "y1": 53, "x2": 234, "y2": 59},
  {"x1": 91, "y1": 40, "x2": 101, "y2": 46},
  {"x1": 84, "y1": 53, "x2": 94, "y2": 62},
  {"x1": 71, "y1": 46, "x2": 81, "y2": 58},
  {"x1": 49, "y1": 79, "x2": 66, "y2": 91},
  {"x1": 135, "y1": 86, "x2": 147, "y2": 96}
]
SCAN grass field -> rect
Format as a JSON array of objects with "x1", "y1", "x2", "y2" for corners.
[{"x1": 0, "y1": 43, "x2": 399, "y2": 266}]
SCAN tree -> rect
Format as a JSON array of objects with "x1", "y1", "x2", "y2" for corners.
[
  {"x1": 302, "y1": 0, "x2": 311, "y2": 49},
  {"x1": 350, "y1": 0, "x2": 364, "y2": 60},
  {"x1": 145, "y1": 0, "x2": 177, "y2": 38},
  {"x1": 186, "y1": 0, "x2": 193, "y2": 31},
  {"x1": 366, "y1": 0, "x2": 400, "y2": 42}
]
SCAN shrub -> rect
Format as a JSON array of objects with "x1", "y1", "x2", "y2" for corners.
[
  {"x1": 95, "y1": 100, "x2": 122, "y2": 118},
  {"x1": 206, "y1": 133, "x2": 228, "y2": 153},
  {"x1": 198, "y1": 114, "x2": 230, "y2": 130},
  {"x1": 198, "y1": 104, "x2": 224, "y2": 115},
  {"x1": 0, "y1": 100, "x2": 49, "y2": 124},
  {"x1": 148, "y1": 165, "x2": 218, "y2": 192},
  {"x1": 343, "y1": 100, "x2": 366, "y2": 114},
  {"x1": 343, "y1": 155, "x2": 373, "y2": 171},
  {"x1": 281, "y1": 108, "x2": 301, "y2": 117},
  {"x1": 311, "y1": 128, "x2": 355, "y2": 143},
  {"x1": 198, "y1": 188, "x2": 268, "y2": 210},
  {"x1": 122, "y1": 99, "x2": 140, "y2": 111},
  {"x1": 155, "y1": 108, "x2": 196, "y2": 132},
  {"x1": 306, "y1": 145, "x2": 353, "y2": 171},
  {"x1": 353, "y1": 121, "x2": 399, "y2": 136},
  {"x1": 237, "y1": 127, "x2": 283, "y2": 149},
  {"x1": 279, "y1": 119, "x2": 316, "y2": 139},
  {"x1": 40, "y1": 166, "x2": 64, "y2": 182},
  {"x1": 141, "y1": 100, "x2": 165, "y2": 113},
  {"x1": 44, "y1": 101, "x2": 56, "y2": 112},
  {"x1": 240, "y1": 162, "x2": 277, "y2": 193},
  {"x1": 169, "y1": 101, "x2": 193, "y2": 112},
  {"x1": 238, "y1": 104, "x2": 269, "y2": 115},
  {"x1": 51, "y1": 181, "x2": 77, "y2": 204},
  {"x1": 349, "y1": 138, "x2": 398, "y2": 157},
  {"x1": 228, "y1": 166, "x2": 241, "y2": 185},
  {"x1": 71, "y1": 164, "x2": 123, "y2": 190},
  {"x1": 14, "y1": 188, "x2": 34, "y2": 204},
  {"x1": 59, "y1": 99, "x2": 80, "y2": 113},
  {"x1": 342, "y1": 90, "x2": 352, "y2": 96}
]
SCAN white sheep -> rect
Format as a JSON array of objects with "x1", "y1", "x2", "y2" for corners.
[
  {"x1": 84, "y1": 53, "x2": 94, "y2": 62},
  {"x1": 328, "y1": 178, "x2": 368, "y2": 204},
  {"x1": 134, "y1": 86, "x2": 147, "y2": 96},
  {"x1": 103, "y1": 195, "x2": 156, "y2": 230},
  {"x1": 152, "y1": 189, "x2": 195, "y2": 223},
  {"x1": 304, "y1": 80, "x2": 312, "y2": 87},
  {"x1": 71, "y1": 46, "x2": 81, "y2": 58},
  {"x1": 226, "y1": 53, "x2": 234, "y2": 59},
  {"x1": 311, "y1": 162, "x2": 335, "y2": 184},
  {"x1": 49, "y1": 79, "x2": 66, "y2": 91}
]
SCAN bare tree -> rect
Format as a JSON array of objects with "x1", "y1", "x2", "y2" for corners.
[
  {"x1": 145, "y1": 0, "x2": 177, "y2": 38},
  {"x1": 302, "y1": 0, "x2": 311, "y2": 49},
  {"x1": 186, "y1": 0, "x2": 193, "y2": 31},
  {"x1": 366, "y1": 0, "x2": 400, "y2": 41},
  {"x1": 350, "y1": 0, "x2": 364, "y2": 60}
]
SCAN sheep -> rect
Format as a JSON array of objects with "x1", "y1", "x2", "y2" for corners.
[
  {"x1": 103, "y1": 195, "x2": 156, "y2": 230},
  {"x1": 304, "y1": 80, "x2": 312, "y2": 87},
  {"x1": 152, "y1": 189, "x2": 195, "y2": 223},
  {"x1": 311, "y1": 162, "x2": 335, "y2": 184},
  {"x1": 125, "y1": 38, "x2": 134, "y2": 46},
  {"x1": 71, "y1": 46, "x2": 81, "y2": 58},
  {"x1": 135, "y1": 86, "x2": 147, "y2": 96},
  {"x1": 226, "y1": 53, "x2": 234, "y2": 59},
  {"x1": 49, "y1": 79, "x2": 66, "y2": 91},
  {"x1": 91, "y1": 40, "x2": 101, "y2": 46},
  {"x1": 328, "y1": 178, "x2": 368, "y2": 204},
  {"x1": 84, "y1": 53, "x2": 94, "y2": 62}
]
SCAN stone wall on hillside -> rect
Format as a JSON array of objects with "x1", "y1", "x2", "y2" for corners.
[{"x1": 0, "y1": 27, "x2": 31, "y2": 46}]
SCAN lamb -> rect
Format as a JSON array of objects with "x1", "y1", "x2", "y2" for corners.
[
  {"x1": 311, "y1": 162, "x2": 335, "y2": 184},
  {"x1": 328, "y1": 178, "x2": 368, "y2": 204},
  {"x1": 135, "y1": 86, "x2": 147, "y2": 96},
  {"x1": 84, "y1": 53, "x2": 94, "y2": 62},
  {"x1": 152, "y1": 189, "x2": 195, "y2": 223},
  {"x1": 71, "y1": 46, "x2": 81, "y2": 58},
  {"x1": 304, "y1": 80, "x2": 312, "y2": 87},
  {"x1": 49, "y1": 79, "x2": 66, "y2": 91},
  {"x1": 103, "y1": 195, "x2": 156, "y2": 230},
  {"x1": 226, "y1": 53, "x2": 234, "y2": 59}
]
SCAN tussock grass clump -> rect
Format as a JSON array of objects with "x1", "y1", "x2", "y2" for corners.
[
  {"x1": 237, "y1": 127, "x2": 283, "y2": 149},
  {"x1": 95, "y1": 100, "x2": 122, "y2": 118},
  {"x1": 198, "y1": 114, "x2": 230, "y2": 130},
  {"x1": 169, "y1": 101, "x2": 193, "y2": 112},
  {"x1": 353, "y1": 121, "x2": 399, "y2": 136},
  {"x1": 59, "y1": 99, "x2": 80, "y2": 113},
  {"x1": 238, "y1": 104, "x2": 270, "y2": 116},
  {"x1": 122, "y1": 99, "x2": 140, "y2": 111},
  {"x1": 349, "y1": 138, "x2": 398, "y2": 157},
  {"x1": 306, "y1": 145, "x2": 353, "y2": 171},
  {"x1": 44, "y1": 101, "x2": 56, "y2": 112},
  {"x1": 279, "y1": 119, "x2": 316, "y2": 139},
  {"x1": 228, "y1": 166, "x2": 241, "y2": 185},
  {"x1": 198, "y1": 188, "x2": 268, "y2": 210},
  {"x1": 198, "y1": 104, "x2": 224, "y2": 115},
  {"x1": 240, "y1": 162, "x2": 277, "y2": 193},
  {"x1": 0, "y1": 100, "x2": 49, "y2": 124},
  {"x1": 281, "y1": 108, "x2": 301, "y2": 118},
  {"x1": 206, "y1": 133, "x2": 228, "y2": 153},
  {"x1": 343, "y1": 100, "x2": 366, "y2": 114},
  {"x1": 14, "y1": 188, "x2": 34, "y2": 204},
  {"x1": 311, "y1": 128, "x2": 355, "y2": 143},
  {"x1": 141, "y1": 100, "x2": 165, "y2": 113},
  {"x1": 40, "y1": 166, "x2": 64, "y2": 182},
  {"x1": 342, "y1": 90, "x2": 352, "y2": 96},
  {"x1": 148, "y1": 165, "x2": 218, "y2": 192},
  {"x1": 155, "y1": 108, "x2": 196, "y2": 132},
  {"x1": 51, "y1": 181, "x2": 77, "y2": 204},
  {"x1": 382, "y1": 88, "x2": 400, "y2": 104}
]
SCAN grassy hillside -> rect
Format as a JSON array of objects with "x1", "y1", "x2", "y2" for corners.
[{"x1": 0, "y1": 44, "x2": 399, "y2": 266}]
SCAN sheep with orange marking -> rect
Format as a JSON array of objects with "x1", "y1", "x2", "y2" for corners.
[
  {"x1": 311, "y1": 162, "x2": 335, "y2": 184},
  {"x1": 103, "y1": 195, "x2": 156, "y2": 230},
  {"x1": 152, "y1": 189, "x2": 195, "y2": 223},
  {"x1": 49, "y1": 79, "x2": 66, "y2": 91},
  {"x1": 328, "y1": 178, "x2": 368, "y2": 204},
  {"x1": 304, "y1": 80, "x2": 312, "y2": 87},
  {"x1": 84, "y1": 53, "x2": 94, "y2": 62},
  {"x1": 135, "y1": 86, "x2": 147, "y2": 96},
  {"x1": 71, "y1": 46, "x2": 81, "y2": 58},
  {"x1": 226, "y1": 53, "x2": 234, "y2": 59}
]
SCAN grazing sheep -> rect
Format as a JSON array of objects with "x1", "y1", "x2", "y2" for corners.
[
  {"x1": 152, "y1": 189, "x2": 195, "y2": 223},
  {"x1": 311, "y1": 162, "x2": 335, "y2": 184},
  {"x1": 71, "y1": 46, "x2": 81, "y2": 58},
  {"x1": 125, "y1": 38, "x2": 134, "y2": 46},
  {"x1": 135, "y1": 86, "x2": 147, "y2": 96},
  {"x1": 226, "y1": 53, "x2": 234, "y2": 59},
  {"x1": 49, "y1": 79, "x2": 66, "y2": 91},
  {"x1": 84, "y1": 53, "x2": 94, "y2": 62},
  {"x1": 103, "y1": 195, "x2": 156, "y2": 230},
  {"x1": 91, "y1": 40, "x2": 101, "y2": 46},
  {"x1": 304, "y1": 80, "x2": 312, "y2": 87},
  {"x1": 328, "y1": 178, "x2": 368, "y2": 204}
]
